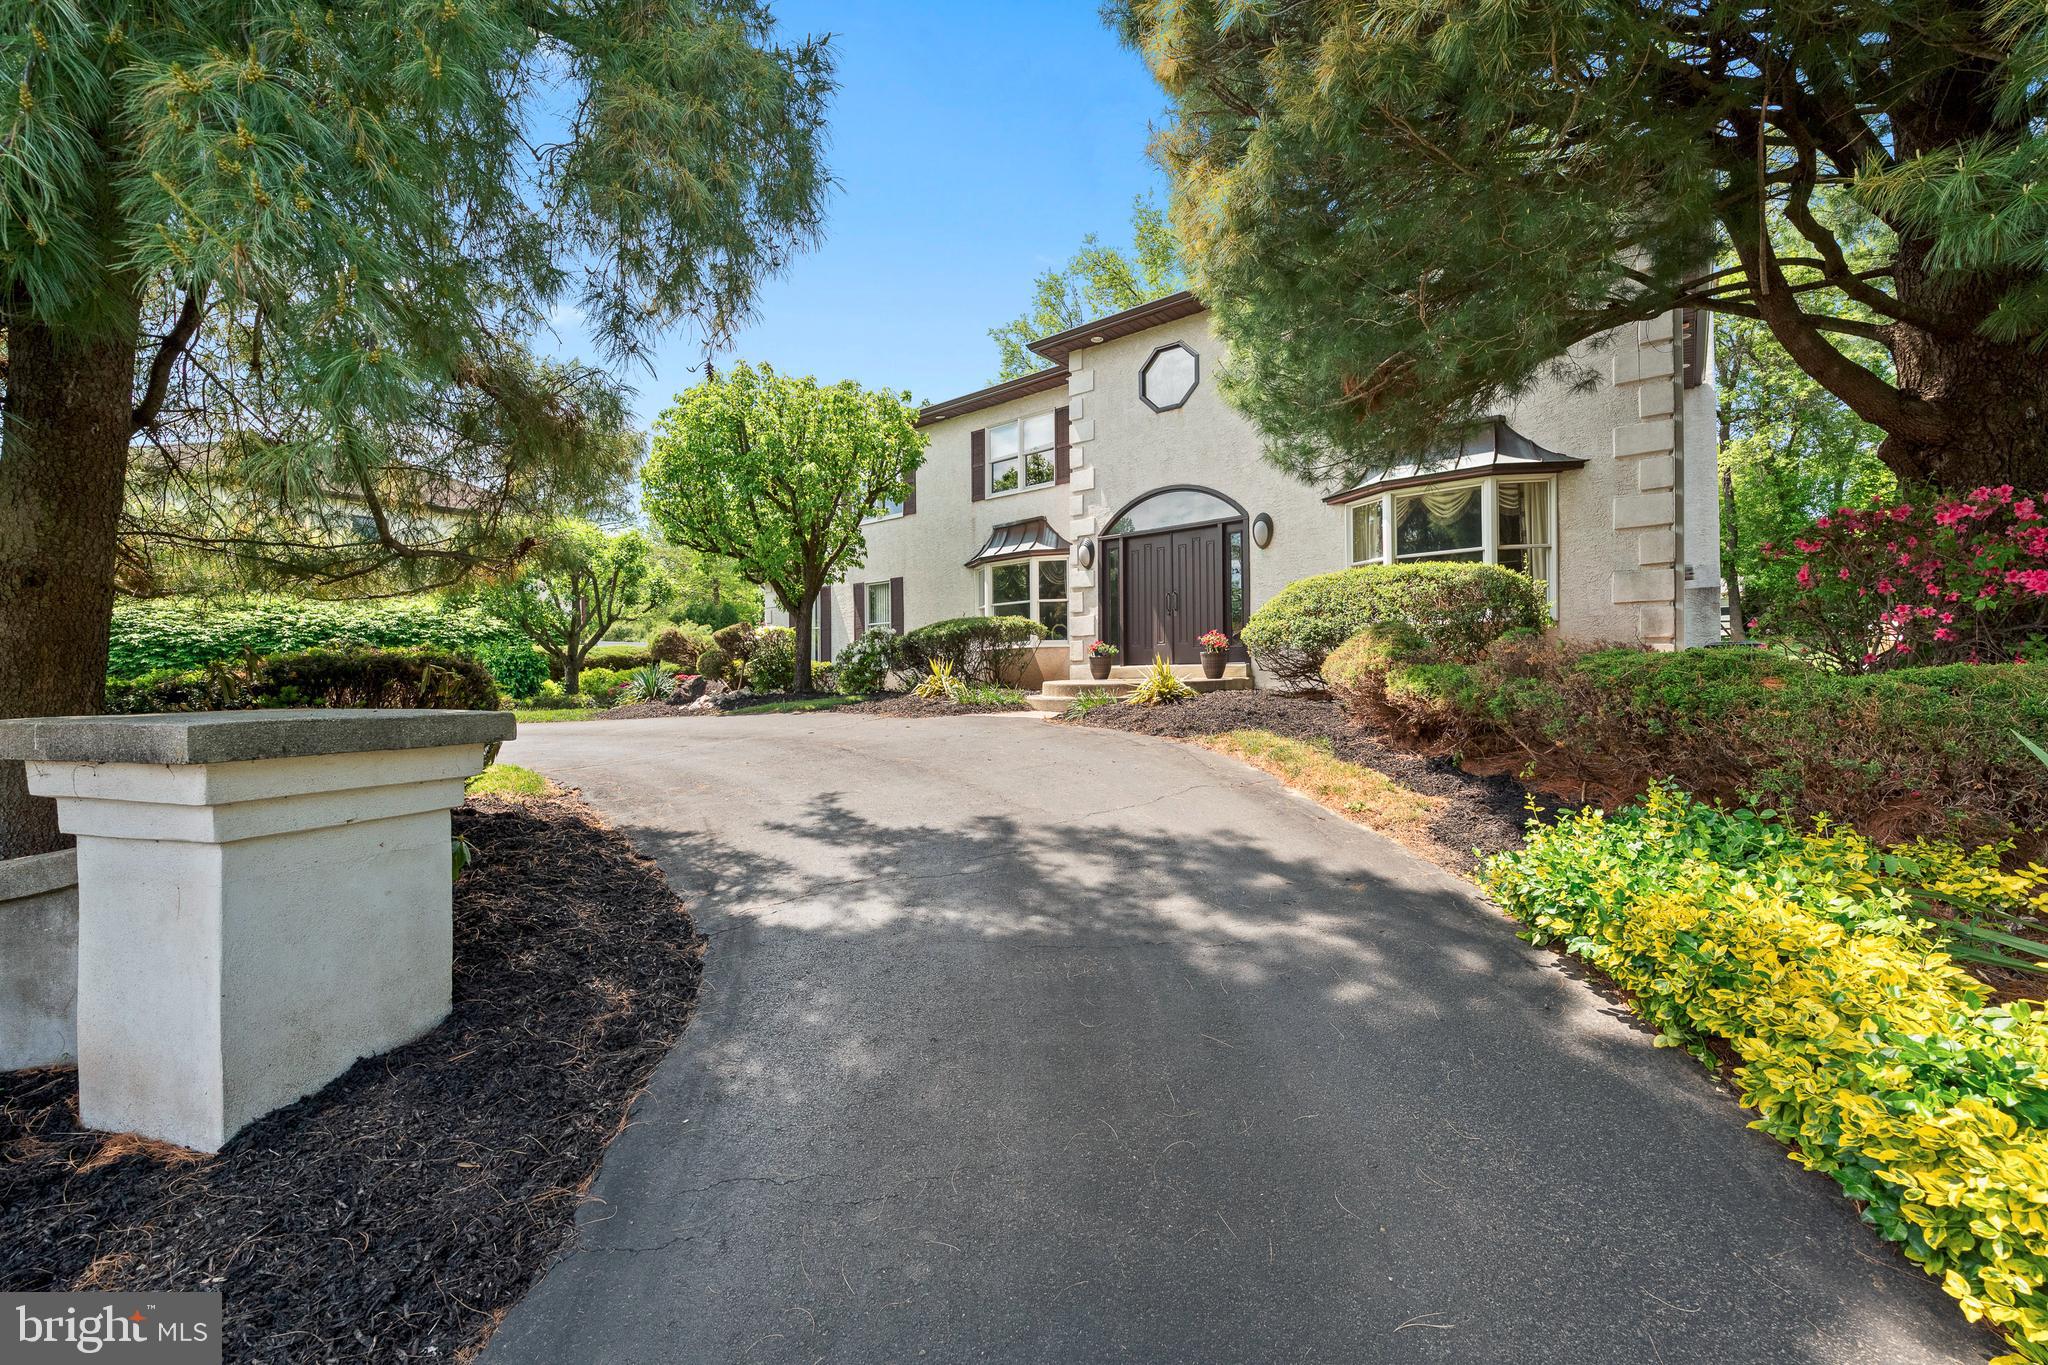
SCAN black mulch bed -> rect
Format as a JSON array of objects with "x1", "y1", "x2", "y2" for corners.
[
  {"x1": 0, "y1": 792, "x2": 704, "y2": 1363},
  {"x1": 1068, "y1": 690, "x2": 1559, "y2": 871},
  {"x1": 600, "y1": 698, "x2": 713, "y2": 719},
  {"x1": 837, "y1": 693, "x2": 1032, "y2": 717}
]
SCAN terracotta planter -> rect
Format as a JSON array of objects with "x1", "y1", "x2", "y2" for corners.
[
  {"x1": 1089, "y1": 654, "x2": 1114, "y2": 680},
  {"x1": 1201, "y1": 650, "x2": 1227, "y2": 680}
]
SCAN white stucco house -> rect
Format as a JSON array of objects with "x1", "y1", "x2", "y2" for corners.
[{"x1": 770, "y1": 291, "x2": 1720, "y2": 692}]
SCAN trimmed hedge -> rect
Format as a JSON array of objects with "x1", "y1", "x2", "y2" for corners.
[
  {"x1": 894, "y1": 615, "x2": 1042, "y2": 685},
  {"x1": 1485, "y1": 787, "x2": 2048, "y2": 1360},
  {"x1": 650, "y1": 624, "x2": 715, "y2": 671},
  {"x1": 106, "y1": 647, "x2": 501, "y2": 715},
  {"x1": 1353, "y1": 636, "x2": 2048, "y2": 848},
  {"x1": 1240, "y1": 563, "x2": 1548, "y2": 689}
]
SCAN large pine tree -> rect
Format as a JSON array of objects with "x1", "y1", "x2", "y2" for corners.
[
  {"x1": 0, "y1": 2, "x2": 832, "y2": 856},
  {"x1": 1113, "y1": 0, "x2": 2048, "y2": 493}
]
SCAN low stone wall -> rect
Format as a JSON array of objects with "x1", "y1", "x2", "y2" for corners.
[{"x1": 0, "y1": 848, "x2": 78, "y2": 1070}]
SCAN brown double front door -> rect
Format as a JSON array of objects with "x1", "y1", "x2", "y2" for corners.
[{"x1": 1123, "y1": 524, "x2": 1229, "y2": 665}]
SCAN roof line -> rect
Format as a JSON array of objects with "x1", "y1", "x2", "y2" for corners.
[
  {"x1": 1029, "y1": 290, "x2": 1207, "y2": 363},
  {"x1": 917, "y1": 365, "x2": 1068, "y2": 428}
]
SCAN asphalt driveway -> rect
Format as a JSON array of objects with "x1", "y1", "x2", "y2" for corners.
[{"x1": 483, "y1": 712, "x2": 1991, "y2": 1364}]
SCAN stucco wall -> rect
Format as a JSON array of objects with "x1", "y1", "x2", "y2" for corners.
[{"x1": 782, "y1": 306, "x2": 1722, "y2": 678}]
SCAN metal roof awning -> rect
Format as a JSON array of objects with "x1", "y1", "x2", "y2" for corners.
[
  {"x1": 1324, "y1": 418, "x2": 1588, "y2": 506},
  {"x1": 965, "y1": 517, "x2": 1070, "y2": 568}
]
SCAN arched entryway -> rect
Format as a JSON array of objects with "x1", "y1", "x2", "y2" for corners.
[{"x1": 1097, "y1": 486, "x2": 1248, "y2": 665}]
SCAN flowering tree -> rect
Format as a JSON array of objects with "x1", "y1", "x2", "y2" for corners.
[{"x1": 1758, "y1": 487, "x2": 2048, "y2": 670}]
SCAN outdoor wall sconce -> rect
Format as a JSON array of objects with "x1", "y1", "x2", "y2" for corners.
[
  {"x1": 1076, "y1": 537, "x2": 1095, "y2": 570},
  {"x1": 1252, "y1": 513, "x2": 1274, "y2": 548}
]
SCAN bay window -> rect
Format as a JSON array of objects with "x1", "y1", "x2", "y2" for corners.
[
  {"x1": 980, "y1": 557, "x2": 1067, "y2": 639},
  {"x1": 1347, "y1": 476, "x2": 1557, "y2": 601}
]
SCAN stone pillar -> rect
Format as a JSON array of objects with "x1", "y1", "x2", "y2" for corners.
[
  {"x1": 1609, "y1": 312, "x2": 1688, "y2": 649},
  {"x1": 0, "y1": 848, "x2": 78, "y2": 1070},
  {"x1": 0, "y1": 709, "x2": 513, "y2": 1151},
  {"x1": 1064, "y1": 364, "x2": 1100, "y2": 674}
]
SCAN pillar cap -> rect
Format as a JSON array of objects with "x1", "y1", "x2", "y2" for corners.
[{"x1": 0, "y1": 709, "x2": 515, "y2": 767}]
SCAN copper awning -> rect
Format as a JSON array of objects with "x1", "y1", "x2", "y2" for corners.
[
  {"x1": 965, "y1": 517, "x2": 1071, "y2": 568},
  {"x1": 1324, "y1": 418, "x2": 1587, "y2": 506}
]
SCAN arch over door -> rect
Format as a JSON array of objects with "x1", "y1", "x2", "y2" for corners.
[{"x1": 1100, "y1": 486, "x2": 1247, "y2": 665}]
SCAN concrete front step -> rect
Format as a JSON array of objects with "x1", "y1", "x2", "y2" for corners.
[
  {"x1": 1106, "y1": 662, "x2": 1249, "y2": 680},
  {"x1": 1028, "y1": 674, "x2": 1253, "y2": 712}
]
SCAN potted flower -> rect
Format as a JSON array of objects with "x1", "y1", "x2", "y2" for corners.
[
  {"x1": 1087, "y1": 639, "x2": 1119, "y2": 680},
  {"x1": 1198, "y1": 629, "x2": 1230, "y2": 679}
]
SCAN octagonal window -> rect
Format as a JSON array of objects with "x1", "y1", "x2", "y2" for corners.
[{"x1": 1140, "y1": 343, "x2": 1199, "y2": 412}]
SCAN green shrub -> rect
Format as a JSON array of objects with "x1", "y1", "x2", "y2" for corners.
[
  {"x1": 695, "y1": 645, "x2": 732, "y2": 684},
  {"x1": 104, "y1": 647, "x2": 501, "y2": 714},
  {"x1": 108, "y1": 595, "x2": 534, "y2": 691},
  {"x1": 577, "y1": 667, "x2": 632, "y2": 706},
  {"x1": 469, "y1": 640, "x2": 550, "y2": 699},
  {"x1": 649, "y1": 624, "x2": 715, "y2": 671},
  {"x1": 894, "y1": 615, "x2": 1042, "y2": 685},
  {"x1": 833, "y1": 627, "x2": 896, "y2": 694},
  {"x1": 580, "y1": 643, "x2": 653, "y2": 669},
  {"x1": 1373, "y1": 638, "x2": 2048, "y2": 849},
  {"x1": 744, "y1": 626, "x2": 800, "y2": 692},
  {"x1": 713, "y1": 621, "x2": 759, "y2": 660},
  {"x1": 1240, "y1": 563, "x2": 1548, "y2": 689},
  {"x1": 521, "y1": 680, "x2": 590, "y2": 710},
  {"x1": 1485, "y1": 786, "x2": 2048, "y2": 1359}
]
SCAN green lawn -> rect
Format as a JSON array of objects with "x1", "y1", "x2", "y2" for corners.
[
  {"x1": 726, "y1": 694, "x2": 859, "y2": 715},
  {"x1": 466, "y1": 762, "x2": 551, "y2": 797},
  {"x1": 511, "y1": 707, "x2": 608, "y2": 724}
]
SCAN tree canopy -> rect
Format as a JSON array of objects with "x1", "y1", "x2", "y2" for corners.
[
  {"x1": 642, "y1": 362, "x2": 923, "y2": 693},
  {"x1": 0, "y1": 1, "x2": 834, "y2": 857},
  {"x1": 988, "y1": 195, "x2": 1185, "y2": 382},
  {"x1": 1114, "y1": 0, "x2": 2048, "y2": 492},
  {"x1": 471, "y1": 522, "x2": 673, "y2": 693}
]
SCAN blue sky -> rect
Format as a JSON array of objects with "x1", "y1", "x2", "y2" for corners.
[{"x1": 543, "y1": 1, "x2": 1172, "y2": 431}]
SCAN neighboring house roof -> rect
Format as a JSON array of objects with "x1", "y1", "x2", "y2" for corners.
[
  {"x1": 1027, "y1": 290, "x2": 1208, "y2": 364},
  {"x1": 1323, "y1": 418, "x2": 1588, "y2": 505},
  {"x1": 917, "y1": 366, "x2": 1069, "y2": 428},
  {"x1": 965, "y1": 516, "x2": 1071, "y2": 568}
]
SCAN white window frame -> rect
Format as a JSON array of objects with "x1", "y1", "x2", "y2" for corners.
[
  {"x1": 1345, "y1": 475, "x2": 1559, "y2": 609},
  {"x1": 863, "y1": 498, "x2": 905, "y2": 525},
  {"x1": 978, "y1": 556, "x2": 1067, "y2": 640},
  {"x1": 865, "y1": 581, "x2": 893, "y2": 634},
  {"x1": 986, "y1": 412, "x2": 1058, "y2": 498}
]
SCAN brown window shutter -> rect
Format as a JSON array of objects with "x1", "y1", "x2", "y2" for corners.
[
  {"x1": 1054, "y1": 406, "x2": 1071, "y2": 485},
  {"x1": 817, "y1": 587, "x2": 833, "y2": 659},
  {"x1": 890, "y1": 576, "x2": 905, "y2": 633},
  {"x1": 1681, "y1": 308, "x2": 1704, "y2": 389},
  {"x1": 970, "y1": 428, "x2": 986, "y2": 502},
  {"x1": 852, "y1": 581, "x2": 866, "y2": 636},
  {"x1": 903, "y1": 464, "x2": 917, "y2": 516}
]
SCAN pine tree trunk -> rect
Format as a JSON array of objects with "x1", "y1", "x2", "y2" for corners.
[
  {"x1": 1882, "y1": 320, "x2": 2048, "y2": 491},
  {"x1": 1, "y1": 313, "x2": 139, "y2": 858}
]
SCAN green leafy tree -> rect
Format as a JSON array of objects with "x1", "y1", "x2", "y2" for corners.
[
  {"x1": 642, "y1": 362, "x2": 922, "y2": 693},
  {"x1": 988, "y1": 195, "x2": 1185, "y2": 381},
  {"x1": 0, "y1": 2, "x2": 832, "y2": 856},
  {"x1": 1114, "y1": 0, "x2": 2048, "y2": 492},
  {"x1": 653, "y1": 543, "x2": 766, "y2": 630},
  {"x1": 472, "y1": 523, "x2": 673, "y2": 695}
]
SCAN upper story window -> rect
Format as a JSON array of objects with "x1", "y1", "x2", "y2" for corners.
[
  {"x1": 988, "y1": 413, "x2": 1057, "y2": 495},
  {"x1": 1349, "y1": 476, "x2": 1556, "y2": 599},
  {"x1": 864, "y1": 495, "x2": 904, "y2": 523}
]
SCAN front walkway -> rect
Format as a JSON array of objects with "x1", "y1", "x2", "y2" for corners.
[{"x1": 484, "y1": 713, "x2": 1988, "y2": 1364}]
